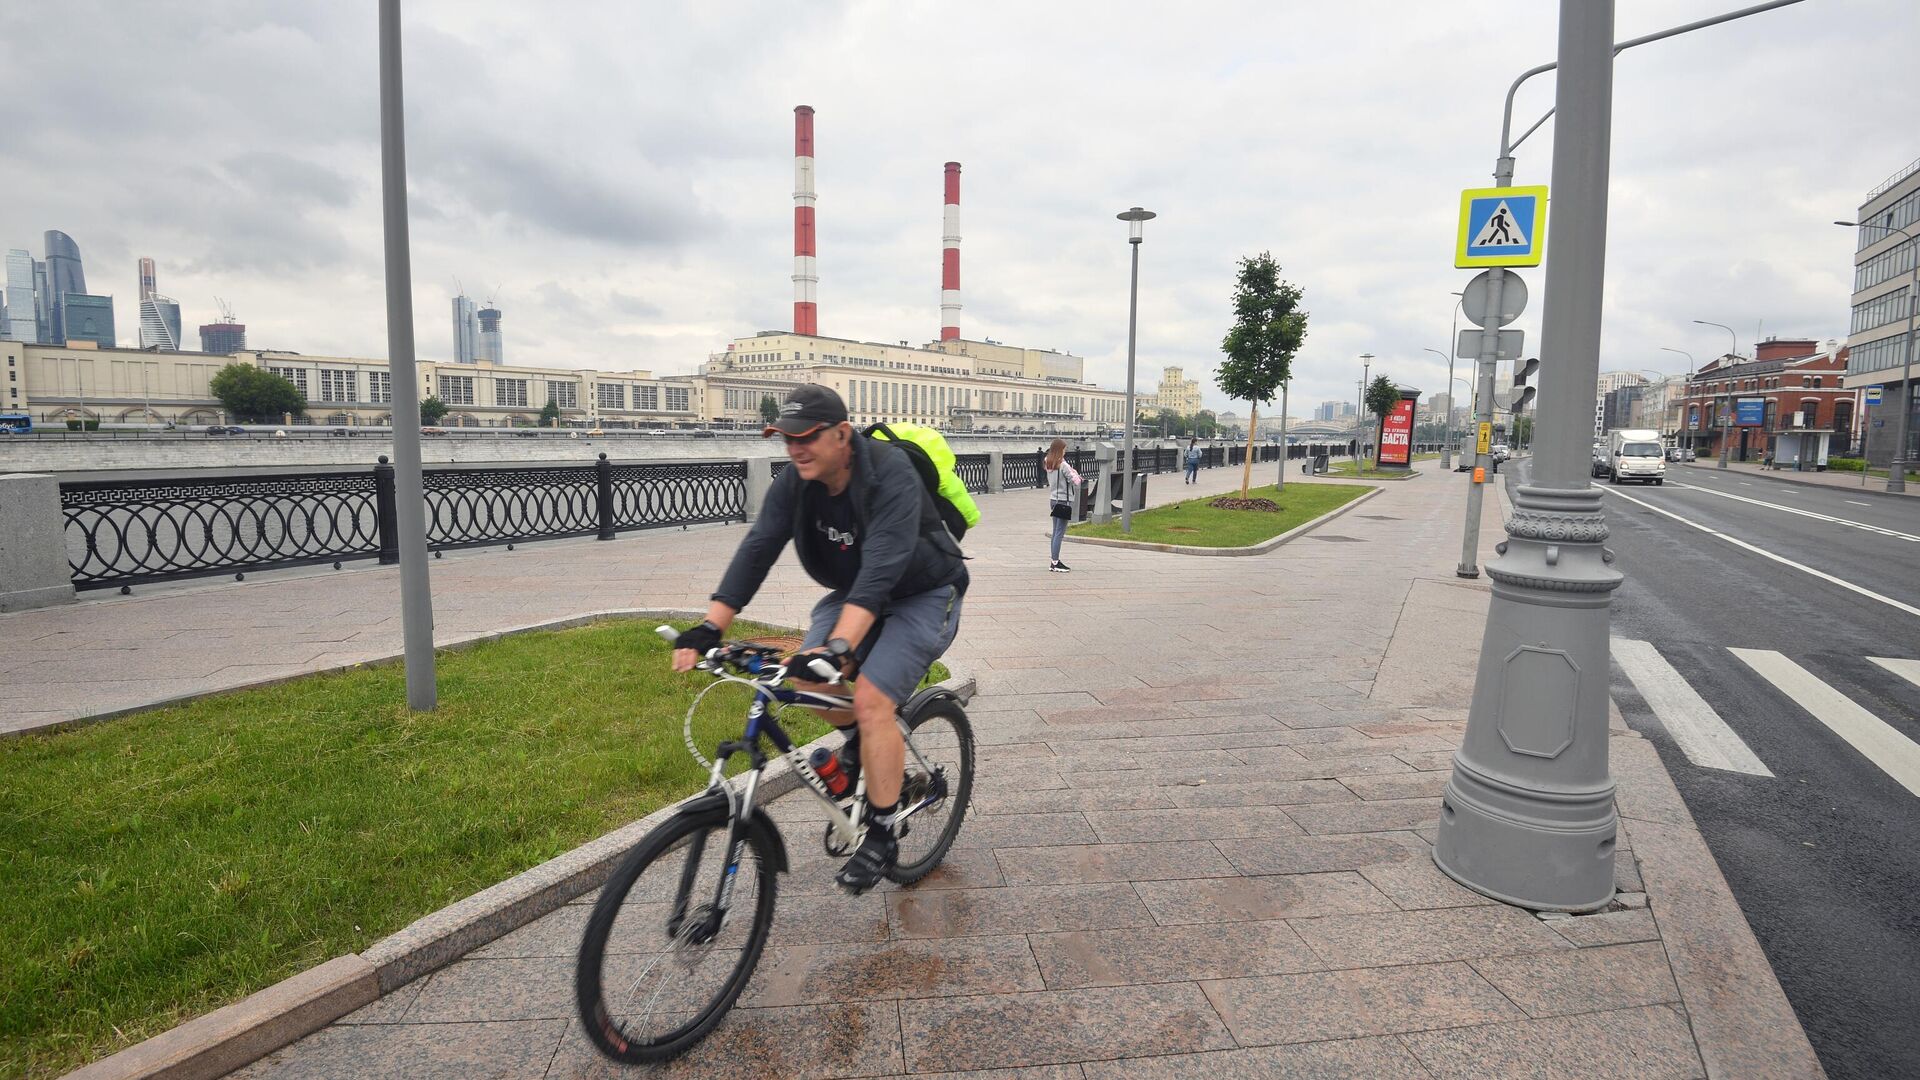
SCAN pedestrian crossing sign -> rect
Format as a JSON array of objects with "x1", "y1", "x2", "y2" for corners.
[{"x1": 1456, "y1": 185, "x2": 1548, "y2": 268}]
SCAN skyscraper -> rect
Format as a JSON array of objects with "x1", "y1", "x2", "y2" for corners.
[
  {"x1": 451, "y1": 294, "x2": 479, "y2": 364},
  {"x1": 33, "y1": 261, "x2": 50, "y2": 342},
  {"x1": 63, "y1": 294, "x2": 116, "y2": 347},
  {"x1": 200, "y1": 321, "x2": 247, "y2": 354},
  {"x1": 4, "y1": 250, "x2": 36, "y2": 342},
  {"x1": 135, "y1": 259, "x2": 181, "y2": 350},
  {"x1": 477, "y1": 306, "x2": 503, "y2": 364},
  {"x1": 43, "y1": 230, "x2": 86, "y2": 343},
  {"x1": 139, "y1": 296, "x2": 182, "y2": 350}
]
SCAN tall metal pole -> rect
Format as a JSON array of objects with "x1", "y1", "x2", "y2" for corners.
[
  {"x1": 1276, "y1": 379, "x2": 1289, "y2": 490},
  {"x1": 1443, "y1": 294, "x2": 1465, "y2": 469},
  {"x1": 1121, "y1": 238, "x2": 1140, "y2": 533},
  {"x1": 1357, "y1": 353, "x2": 1373, "y2": 463},
  {"x1": 1436, "y1": 0, "x2": 1620, "y2": 911},
  {"x1": 1696, "y1": 320, "x2": 1738, "y2": 468},
  {"x1": 1457, "y1": 250, "x2": 1506, "y2": 578},
  {"x1": 378, "y1": 0, "x2": 437, "y2": 710}
]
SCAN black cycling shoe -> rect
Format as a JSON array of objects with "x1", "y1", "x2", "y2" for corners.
[{"x1": 834, "y1": 829, "x2": 897, "y2": 895}]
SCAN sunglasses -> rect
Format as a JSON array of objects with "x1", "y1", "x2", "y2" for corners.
[{"x1": 782, "y1": 427, "x2": 829, "y2": 447}]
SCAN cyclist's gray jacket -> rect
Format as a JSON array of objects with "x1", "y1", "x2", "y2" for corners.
[{"x1": 712, "y1": 434, "x2": 967, "y2": 616}]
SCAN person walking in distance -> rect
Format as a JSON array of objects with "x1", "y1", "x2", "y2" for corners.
[
  {"x1": 1044, "y1": 438, "x2": 1081, "y2": 573},
  {"x1": 671, "y1": 385, "x2": 968, "y2": 893},
  {"x1": 1184, "y1": 438, "x2": 1201, "y2": 484}
]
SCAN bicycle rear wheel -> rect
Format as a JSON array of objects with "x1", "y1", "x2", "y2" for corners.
[
  {"x1": 890, "y1": 697, "x2": 974, "y2": 884},
  {"x1": 575, "y1": 807, "x2": 778, "y2": 1063}
]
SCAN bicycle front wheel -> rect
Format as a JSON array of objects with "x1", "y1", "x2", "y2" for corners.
[
  {"x1": 575, "y1": 807, "x2": 779, "y2": 1063},
  {"x1": 890, "y1": 697, "x2": 974, "y2": 884}
]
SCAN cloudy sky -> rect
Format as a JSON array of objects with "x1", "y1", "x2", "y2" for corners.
[{"x1": 3, "y1": 0, "x2": 1913, "y2": 415}]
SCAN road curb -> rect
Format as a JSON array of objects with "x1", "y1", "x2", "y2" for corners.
[
  {"x1": 1063, "y1": 485, "x2": 1382, "y2": 556},
  {"x1": 1674, "y1": 461, "x2": 1917, "y2": 500},
  {"x1": 1607, "y1": 723, "x2": 1828, "y2": 1079},
  {"x1": 53, "y1": 609, "x2": 976, "y2": 1080}
]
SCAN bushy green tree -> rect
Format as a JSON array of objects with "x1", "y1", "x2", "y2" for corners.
[
  {"x1": 539, "y1": 399, "x2": 561, "y2": 427},
  {"x1": 419, "y1": 396, "x2": 449, "y2": 425},
  {"x1": 759, "y1": 395, "x2": 781, "y2": 425},
  {"x1": 1217, "y1": 252, "x2": 1308, "y2": 496},
  {"x1": 1365, "y1": 375, "x2": 1399, "y2": 464},
  {"x1": 209, "y1": 363, "x2": 305, "y2": 423}
]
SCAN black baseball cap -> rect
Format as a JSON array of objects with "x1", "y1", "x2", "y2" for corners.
[{"x1": 764, "y1": 384, "x2": 849, "y2": 437}]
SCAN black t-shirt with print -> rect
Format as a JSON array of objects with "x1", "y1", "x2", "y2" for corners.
[{"x1": 811, "y1": 486, "x2": 860, "y2": 588}]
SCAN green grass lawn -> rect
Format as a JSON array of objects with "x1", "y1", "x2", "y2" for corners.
[
  {"x1": 0, "y1": 620, "x2": 936, "y2": 1079},
  {"x1": 1070, "y1": 482, "x2": 1372, "y2": 547}
]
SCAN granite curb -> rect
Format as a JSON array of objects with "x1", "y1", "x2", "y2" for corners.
[
  {"x1": 1063, "y1": 484, "x2": 1382, "y2": 557},
  {"x1": 1673, "y1": 460, "x2": 1918, "y2": 499},
  {"x1": 53, "y1": 610, "x2": 976, "y2": 1080},
  {"x1": 1603, "y1": 730, "x2": 1828, "y2": 1078}
]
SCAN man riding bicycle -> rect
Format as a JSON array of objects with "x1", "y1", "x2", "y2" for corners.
[{"x1": 671, "y1": 385, "x2": 967, "y2": 893}]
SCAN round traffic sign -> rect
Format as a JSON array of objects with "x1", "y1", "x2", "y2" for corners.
[{"x1": 1462, "y1": 270, "x2": 1527, "y2": 327}]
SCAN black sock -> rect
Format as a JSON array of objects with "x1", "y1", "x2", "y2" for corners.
[{"x1": 866, "y1": 801, "x2": 897, "y2": 838}]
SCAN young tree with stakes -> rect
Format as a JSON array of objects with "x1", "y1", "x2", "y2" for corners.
[
  {"x1": 1365, "y1": 375, "x2": 1399, "y2": 467},
  {"x1": 1217, "y1": 253, "x2": 1309, "y2": 497}
]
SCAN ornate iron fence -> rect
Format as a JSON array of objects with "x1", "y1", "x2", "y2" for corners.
[
  {"x1": 59, "y1": 454, "x2": 748, "y2": 591},
  {"x1": 954, "y1": 453, "x2": 991, "y2": 495},
  {"x1": 1002, "y1": 452, "x2": 1043, "y2": 489},
  {"x1": 61, "y1": 472, "x2": 382, "y2": 590}
]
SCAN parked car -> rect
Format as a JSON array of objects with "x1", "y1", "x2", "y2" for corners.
[
  {"x1": 1490, "y1": 443, "x2": 1512, "y2": 462},
  {"x1": 1665, "y1": 447, "x2": 1683, "y2": 462},
  {"x1": 1590, "y1": 451, "x2": 1612, "y2": 478},
  {"x1": 1682, "y1": 448, "x2": 1697, "y2": 462}
]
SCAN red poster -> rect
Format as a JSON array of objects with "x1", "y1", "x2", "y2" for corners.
[{"x1": 1380, "y1": 398, "x2": 1415, "y2": 466}]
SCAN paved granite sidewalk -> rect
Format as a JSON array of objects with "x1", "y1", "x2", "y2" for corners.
[
  {"x1": 1671, "y1": 458, "x2": 1918, "y2": 497},
  {"x1": 14, "y1": 461, "x2": 1823, "y2": 1078}
]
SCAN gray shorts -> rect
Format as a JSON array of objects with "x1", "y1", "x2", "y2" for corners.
[{"x1": 802, "y1": 583, "x2": 965, "y2": 705}]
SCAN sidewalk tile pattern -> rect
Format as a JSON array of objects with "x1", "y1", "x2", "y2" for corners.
[{"x1": 19, "y1": 464, "x2": 1729, "y2": 1077}]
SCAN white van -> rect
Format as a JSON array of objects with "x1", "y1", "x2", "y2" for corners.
[{"x1": 1607, "y1": 428, "x2": 1665, "y2": 485}]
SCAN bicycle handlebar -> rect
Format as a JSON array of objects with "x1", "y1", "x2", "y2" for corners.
[{"x1": 654, "y1": 624, "x2": 844, "y2": 687}]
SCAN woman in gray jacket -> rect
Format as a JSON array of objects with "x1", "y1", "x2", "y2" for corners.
[{"x1": 1044, "y1": 438, "x2": 1082, "y2": 572}]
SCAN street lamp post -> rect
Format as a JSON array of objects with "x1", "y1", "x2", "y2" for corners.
[
  {"x1": 1357, "y1": 353, "x2": 1374, "y2": 463},
  {"x1": 1694, "y1": 319, "x2": 1738, "y2": 469},
  {"x1": 1660, "y1": 347, "x2": 1694, "y2": 452},
  {"x1": 1424, "y1": 347, "x2": 1452, "y2": 462},
  {"x1": 1117, "y1": 207, "x2": 1155, "y2": 533},
  {"x1": 1835, "y1": 219, "x2": 1916, "y2": 493}
]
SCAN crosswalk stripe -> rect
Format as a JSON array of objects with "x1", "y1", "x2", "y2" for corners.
[
  {"x1": 1731, "y1": 648, "x2": 1920, "y2": 798},
  {"x1": 1612, "y1": 638, "x2": 1772, "y2": 776},
  {"x1": 1869, "y1": 656, "x2": 1920, "y2": 692}
]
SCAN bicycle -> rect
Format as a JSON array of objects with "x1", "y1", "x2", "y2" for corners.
[{"x1": 574, "y1": 626, "x2": 975, "y2": 1064}]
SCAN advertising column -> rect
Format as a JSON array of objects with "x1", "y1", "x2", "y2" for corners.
[{"x1": 1378, "y1": 387, "x2": 1420, "y2": 470}]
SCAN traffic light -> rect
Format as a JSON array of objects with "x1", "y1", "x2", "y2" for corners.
[{"x1": 1512, "y1": 356, "x2": 1540, "y2": 414}]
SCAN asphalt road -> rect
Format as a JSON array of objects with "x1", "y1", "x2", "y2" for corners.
[{"x1": 1510, "y1": 458, "x2": 1920, "y2": 1080}]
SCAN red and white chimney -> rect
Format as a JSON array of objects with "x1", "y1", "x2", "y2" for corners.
[
  {"x1": 940, "y1": 162, "x2": 961, "y2": 341},
  {"x1": 792, "y1": 106, "x2": 818, "y2": 336}
]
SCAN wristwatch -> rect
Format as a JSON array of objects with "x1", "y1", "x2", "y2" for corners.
[{"x1": 825, "y1": 637, "x2": 852, "y2": 658}]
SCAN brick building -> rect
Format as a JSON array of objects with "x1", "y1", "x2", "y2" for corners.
[{"x1": 1679, "y1": 339, "x2": 1852, "y2": 465}]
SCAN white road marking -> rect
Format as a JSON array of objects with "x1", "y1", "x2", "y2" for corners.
[
  {"x1": 1732, "y1": 648, "x2": 1920, "y2": 797},
  {"x1": 1602, "y1": 485, "x2": 1920, "y2": 619},
  {"x1": 1848, "y1": 500, "x2": 1872, "y2": 507},
  {"x1": 1664, "y1": 482, "x2": 1920, "y2": 542},
  {"x1": 1613, "y1": 638, "x2": 1772, "y2": 776},
  {"x1": 1870, "y1": 656, "x2": 1920, "y2": 692},
  {"x1": 1739, "y1": 481, "x2": 1753, "y2": 486}
]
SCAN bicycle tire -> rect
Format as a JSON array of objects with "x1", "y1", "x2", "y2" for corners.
[
  {"x1": 575, "y1": 806, "x2": 779, "y2": 1064},
  {"x1": 889, "y1": 697, "x2": 974, "y2": 885}
]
